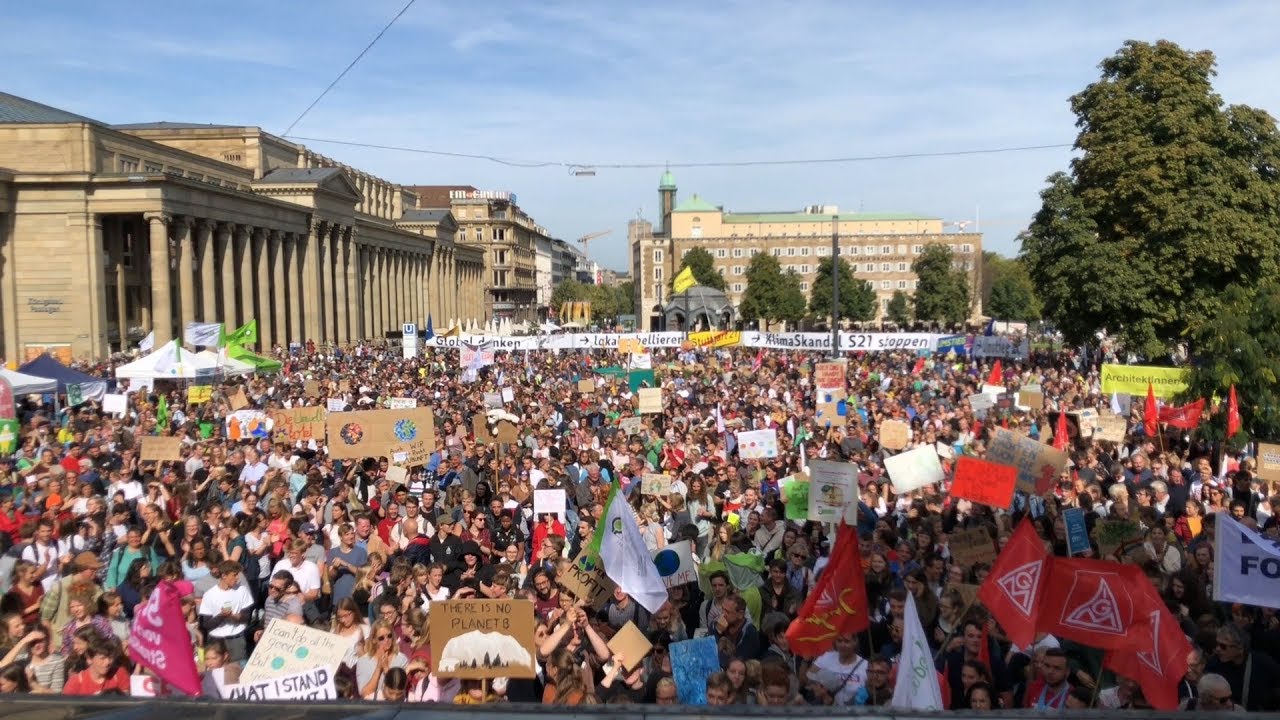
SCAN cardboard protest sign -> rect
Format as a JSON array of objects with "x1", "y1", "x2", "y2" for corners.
[
  {"x1": 984, "y1": 427, "x2": 1069, "y2": 495},
  {"x1": 950, "y1": 455, "x2": 1018, "y2": 510},
  {"x1": 186, "y1": 385, "x2": 213, "y2": 405},
  {"x1": 559, "y1": 551, "x2": 616, "y2": 609},
  {"x1": 878, "y1": 419, "x2": 909, "y2": 450},
  {"x1": 641, "y1": 473, "x2": 671, "y2": 496},
  {"x1": 303, "y1": 380, "x2": 320, "y2": 397},
  {"x1": 883, "y1": 445, "x2": 945, "y2": 493},
  {"x1": 577, "y1": 379, "x2": 596, "y2": 394},
  {"x1": 607, "y1": 621, "x2": 653, "y2": 672},
  {"x1": 483, "y1": 392, "x2": 503, "y2": 409},
  {"x1": 1258, "y1": 443, "x2": 1280, "y2": 483},
  {"x1": 224, "y1": 666, "x2": 336, "y2": 701},
  {"x1": 324, "y1": 407, "x2": 437, "y2": 466},
  {"x1": 1017, "y1": 389, "x2": 1044, "y2": 409},
  {"x1": 670, "y1": 636, "x2": 721, "y2": 705},
  {"x1": 637, "y1": 388, "x2": 663, "y2": 414},
  {"x1": 139, "y1": 436, "x2": 183, "y2": 463},
  {"x1": 813, "y1": 361, "x2": 846, "y2": 391},
  {"x1": 229, "y1": 388, "x2": 251, "y2": 411},
  {"x1": 806, "y1": 460, "x2": 855, "y2": 524},
  {"x1": 533, "y1": 489, "x2": 566, "y2": 519},
  {"x1": 618, "y1": 417, "x2": 644, "y2": 436},
  {"x1": 737, "y1": 429, "x2": 778, "y2": 459},
  {"x1": 948, "y1": 526, "x2": 998, "y2": 567},
  {"x1": 494, "y1": 420, "x2": 519, "y2": 444},
  {"x1": 428, "y1": 599, "x2": 537, "y2": 679},
  {"x1": 268, "y1": 406, "x2": 326, "y2": 443},
  {"x1": 815, "y1": 387, "x2": 848, "y2": 428},
  {"x1": 1095, "y1": 414, "x2": 1128, "y2": 443},
  {"x1": 472, "y1": 415, "x2": 493, "y2": 444},
  {"x1": 652, "y1": 540, "x2": 697, "y2": 588},
  {"x1": 388, "y1": 397, "x2": 417, "y2": 409},
  {"x1": 241, "y1": 620, "x2": 355, "y2": 683},
  {"x1": 385, "y1": 466, "x2": 408, "y2": 485},
  {"x1": 968, "y1": 393, "x2": 995, "y2": 416}
]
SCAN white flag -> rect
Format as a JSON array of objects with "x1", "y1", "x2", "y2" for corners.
[
  {"x1": 184, "y1": 321, "x2": 222, "y2": 347},
  {"x1": 137, "y1": 331, "x2": 155, "y2": 353},
  {"x1": 151, "y1": 341, "x2": 182, "y2": 376},
  {"x1": 599, "y1": 486, "x2": 669, "y2": 614},
  {"x1": 891, "y1": 593, "x2": 944, "y2": 710},
  {"x1": 1215, "y1": 512, "x2": 1280, "y2": 609},
  {"x1": 1110, "y1": 392, "x2": 1122, "y2": 415}
]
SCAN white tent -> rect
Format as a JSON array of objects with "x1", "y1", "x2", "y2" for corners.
[
  {"x1": 114, "y1": 340, "x2": 220, "y2": 380},
  {"x1": 193, "y1": 350, "x2": 255, "y2": 377},
  {"x1": 0, "y1": 368, "x2": 57, "y2": 395}
]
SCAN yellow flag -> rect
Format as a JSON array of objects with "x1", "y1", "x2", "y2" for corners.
[{"x1": 673, "y1": 266, "x2": 697, "y2": 294}]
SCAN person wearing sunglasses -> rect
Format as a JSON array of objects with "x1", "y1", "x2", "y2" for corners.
[
  {"x1": 355, "y1": 619, "x2": 408, "y2": 700},
  {"x1": 1186, "y1": 673, "x2": 1243, "y2": 711}
]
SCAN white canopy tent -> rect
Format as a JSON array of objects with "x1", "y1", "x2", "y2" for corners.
[
  {"x1": 0, "y1": 368, "x2": 57, "y2": 395},
  {"x1": 193, "y1": 350, "x2": 255, "y2": 376},
  {"x1": 114, "y1": 340, "x2": 251, "y2": 380}
]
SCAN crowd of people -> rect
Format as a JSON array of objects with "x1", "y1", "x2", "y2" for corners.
[{"x1": 0, "y1": 337, "x2": 1269, "y2": 711}]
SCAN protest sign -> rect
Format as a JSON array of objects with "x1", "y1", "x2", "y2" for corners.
[
  {"x1": 948, "y1": 527, "x2": 997, "y2": 567},
  {"x1": 472, "y1": 415, "x2": 493, "y2": 444},
  {"x1": 813, "y1": 361, "x2": 846, "y2": 390},
  {"x1": 641, "y1": 473, "x2": 671, "y2": 496},
  {"x1": 186, "y1": 385, "x2": 213, "y2": 404},
  {"x1": 428, "y1": 599, "x2": 537, "y2": 679},
  {"x1": 883, "y1": 445, "x2": 945, "y2": 493},
  {"x1": 225, "y1": 410, "x2": 272, "y2": 441},
  {"x1": 494, "y1": 420, "x2": 519, "y2": 444},
  {"x1": 968, "y1": 393, "x2": 994, "y2": 416},
  {"x1": 652, "y1": 540, "x2": 697, "y2": 588},
  {"x1": 325, "y1": 398, "x2": 346, "y2": 413},
  {"x1": 737, "y1": 429, "x2": 778, "y2": 459},
  {"x1": 224, "y1": 666, "x2": 336, "y2": 701},
  {"x1": 127, "y1": 579, "x2": 200, "y2": 695},
  {"x1": 131, "y1": 675, "x2": 178, "y2": 697},
  {"x1": 577, "y1": 379, "x2": 596, "y2": 393},
  {"x1": 229, "y1": 388, "x2": 250, "y2": 411},
  {"x1": 807, "y1": 460, "x2": 855, "y2": 524},
  {"x1": 638, "y1": 388, "x2": 663, "y2": 414},
  {"x1": 1215, "y1": 513, "x2": 1280, "y2": 610},
  {"x1": 324, "y1": 407, "x2": 436, "y2": 465},
  {"x1": 139, "y1": 436, "x2": 183, "y2": 463},
  {"x1": 779, "y1": 474, "x2": 811, "y2": 522},
  {"x1": 950, "y1": 456, "x2": 1017, "y2": 510},
  {"x1": 670, "y1": 636, "x2": 721, "y2": 705},
  {"x1": 560, "y1": 551, "x2": 616, "y2": 609},
  {"x1": 1093, "y1": 518, "x2": 1146, "y2": 562},
  {"x1": 1258, "y1": 443, "x2": 1280, "y2": 483},
  {"x1": 607, "y1": 621, "x2": 653, "y2": 672},
  {"x1": 388, "y1": 397, "x2": 417, "y2": 409},
  {"x1": 1017, "y1": 389, "x2": 1044, "y2": 409},
  {"x1": 815, "y1": 387, "x2": 848, "y2": 428},
  {"x1": 533, "y1": 489, "x2": 566, "y2": 519},
  {"x1": 102, "y1": 393, "x2": 128, "y2": 416},
  {"x1": 268, "y1": 406, "x2": 326, "y2": 443},
  {"x1": 1064, "y1": 507, "x2": 1090, "y2": 556},
  {"x1": 484, "y1": 393, "x2": 503, "y2": 409},
  {"x1": 338, "y1": 379, "x2": 351, "y2": 393},
  {"x1": 985, "y1": 427, "x2": 1068, "y2": 494},
  {"x1": 303, "y1": 380, "x2": 320, "y2": 396},
  {"x1": 242, "y1": 620, "x2": 356, "y2": 683},
  {"x1": 1074, "y1": 408, "x2": 1099, "y2": 438},
  {"x1": 878, "y1": 419, "x2": 909, "y2": 450},
  {"x1": 618, "y1": 417, "x2": 644, "y2": 436},
  {"x1": 501, "y1": 387, "x2": 515, "y2": 404},
  {"x1": 1095, "y1": 414, "x2": 1128, "y2": 443},
  {"x1": 1100, "y1": 364, "x2": 1190, "y2": 398}
]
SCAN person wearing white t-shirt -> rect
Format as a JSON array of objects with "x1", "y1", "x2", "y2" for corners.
[
  {"x1": 806, "y1": 634, "x2": 867, "y2": 706},
  {"x1": 271, "y1": 538, "x2": 322, "y2": 604},
  {"x1": 198, "y1": 561, "x2": 256, "y2": 662}
]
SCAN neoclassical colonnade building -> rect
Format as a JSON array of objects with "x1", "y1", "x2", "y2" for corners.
[{"x1": 0, "y1": 92, "x2": 485, "y2": 360}]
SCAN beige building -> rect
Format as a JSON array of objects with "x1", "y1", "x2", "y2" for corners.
[
  {"x1": 630, "y1": 171, "x2": 983, "y2": 331},
  {"x1": 0, "y1": 92, "x2": 484, "y2": 361},
  {"x1": 408, "y1": 186, "x2": 549, "y2": 324}
]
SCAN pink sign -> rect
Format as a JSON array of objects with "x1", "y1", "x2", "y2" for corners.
[
  {"x1": 0, "y1": 377, "x2": 13, "y2": 421},
  {"x1": 128, "y1": 579, "x2": 201, "y2": 696}
]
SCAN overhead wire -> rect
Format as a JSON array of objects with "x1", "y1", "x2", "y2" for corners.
[{"x1": 281, "y1": 0, "x2": 419, "y2": 138}]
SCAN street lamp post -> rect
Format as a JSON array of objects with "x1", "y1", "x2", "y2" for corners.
[{"x1": 831, "y1": 214, "x2": 840, "y2": 356}]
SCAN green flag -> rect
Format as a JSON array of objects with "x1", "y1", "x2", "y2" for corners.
[
  {"x1": 585, "y1": 480, "x2": 621, "y2": 560},
  {"x1": 0, "y1": 419, "x2": 19, "y2": 454},
  {"x1": 155, "y1": 395, "x2": 169, "y2": 433},
  {"x1": 223, "y1": 320, "x2": 257, "y2": 348}
]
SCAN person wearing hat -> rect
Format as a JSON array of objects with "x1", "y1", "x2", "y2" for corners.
[{"x1": 39, "y1": 551, "x2": 103, "y2": 635}]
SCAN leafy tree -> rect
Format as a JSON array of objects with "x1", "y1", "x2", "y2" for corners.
[
  {"x1": 550, "y1": 279, "x2": 589, "y2": 315},
  {"x1": 1020, "y1": 40, "x2": 1280, "y2": 358},
  {"x1": 738, "y1": 253, "x2": 806, "y2": 327},
  {"x1": 912, "y1": 244, "x2": 970, "y2": 326},
  {"x1": 809, "y1": 256, "x2": 875, "y2": 323},
  {"x1": 672, "y1": 246, "x2": 727, "y2": 292},
  {"x1": 886, "y1": 291, "x2": 912, "y2": 327},
  {"x1": 1181, "y1": 279, "x2": 1280, "y2": 444},
  {"x1": 987, "y1": 256, "x2": 1042, "y2": 322}
]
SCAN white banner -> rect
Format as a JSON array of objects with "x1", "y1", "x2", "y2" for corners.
[
  {"x1": 224, "y1": 665, "x2": 337, "y2": 701},
  {"x1": 423, "y1": 331, "x2": 942, "y2": 353},
  {"x1": 1215, "y1": 513, "x2": 1280, "y2": 610},
  {"x1": 973, "y1": 335, "x2": 1030, "y2": 360}
]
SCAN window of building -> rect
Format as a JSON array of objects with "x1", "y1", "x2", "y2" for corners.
[
  {"x1": 474, "y1": 228, "x2": 483, "y2": 242},
  {"x1": 800, "y1": 264, "x2": 810, "y2": 274},
  {"x1": 492, "y1": 227, "x2": 506, "y2": 241},
  {"x1": 732, "y1": 248, "x2": 743, "y2": 258},
  {"x1": 849, "y1": 246, "x2": 860, "y2": 255},
  {"x1": 897, "y1": 280, "x2": 907, "y2": 289},
  {"x1": 773, "y1": 248, "x2": 783, "y2": 257},
  {"x1": 881, "y1": 245, "x2": 892, "y2": 254},
  {"x1": 863, "y1": 262, "x2": 875, "y2": 273},
  {"x1": 881, "y1": 263, "x2": 890, "y2": 272},
  {"x1": 653, "y1": 249, "x2": 664, "y2": 263},
  {"x1": 913, "y1": 244, "x2": 923, "y2": 254},
  {"x1": 750, "y1": 248, "x2": 759, "y2": 256},
  {"x1": 882, "y1": 298, "x2": 891, "y2": 310},
  {"x1": 961, "y1": 243, "x2": 973, "y2": 254},
  {"x1": 733, "y1": 283, "x2": 744, "y2": 293},
  {"x1": 800, "y1": 282, "x2": 809, "y2": 291},
  {"x1": 733, "y1": 265, "x2": 744, "y2": 276},
  {"x1": 816, "y1": 246, "x2": 829, "y2": 256},
  {"x1": 716, "y1": 248, "x2": 727, "y2": 258},
  {"x1": 897, "y1": 262, "x2": 907, "y2": 272},
  {"x1": 653, "y1": 267, "x2": 663, "y2": 281},
  {"x1": 691, "y1": 227, "x2": 702, "y2": 238},
  {"x1": 800, "y1": 247, "x2": 810, "y2": 256},
  {"x1": 881, "y1": 280, "x2": 891, "y2": 289},
  {"x1": 864, "y1": 245, "x2": 876, "y2": 255}
]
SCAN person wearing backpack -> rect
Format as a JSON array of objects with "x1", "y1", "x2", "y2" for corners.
[{"x1": 104, "y1": 526, "x2": 154, "y2": 591}]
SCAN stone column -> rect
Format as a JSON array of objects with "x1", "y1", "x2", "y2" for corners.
[
  {"x1": 317, "y1": 225, "x2": 330, "y2": 344},
  {"x1": 196, "y1": 220, "x2": 215, "y2": 322},
  {"x1": 173, "y1": 217, "x2": 195, "y2": 335},
  {"x1": 236, "y1": 225, "x2": 254, "y2": 330},
  {"x1": 217, "y1": 223, "x2": 237, "y2": 326},
  {"x1": 380, "y1": 249, "x2": 392, "y2": 336},
  {"x1": 254, "y1": 227, "x2": 271, "y2": 352},
  {"x1": 286, "y1": 233, "x2": 303, "y2": 346},
  {"x1": 358, "y1": 246, "x2": 370, "y2": 341},
  {"x1": 303, "y1": 221, "x2": 324, "y2": 343},
  {"x1": 113, "y1": 227, "x2": 128, "y2": 352},
  {"x1": 333, "y1": 225, "x2": 349, "y2": 346},
  {"x1": 413, "y1": 254, "x2": 422, "y2": 328},
  {"x1": 145, "y1": 212, "x2": 173, "y2": 345},
  {"x1": 270, "y1": 230, "x2": 286, "y2": 350},
  {"x1": 345, "y1": 228, "x2": 359, "y2": 341},
  {"x1": 371, "y1": 248, "x2": 383, "y2": 339}
]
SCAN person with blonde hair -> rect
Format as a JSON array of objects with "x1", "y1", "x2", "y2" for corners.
[{"x1": 354, "y1": 619, "x2": 407, "y2": 699}]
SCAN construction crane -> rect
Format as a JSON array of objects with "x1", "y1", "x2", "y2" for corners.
[{"x1": 577, "y1": 229, "x2": 611, "y2": 252}]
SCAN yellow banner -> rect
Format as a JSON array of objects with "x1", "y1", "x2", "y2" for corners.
[
  {"x1": 687, "y1": 330, "x2": 742, "y2": 348},
  {"x1": 187, "y1": 385, "x2": 213, "y2": 404},
  {"x1": 1100, "y1": 364, "x2": 1190, "y2": 399}
]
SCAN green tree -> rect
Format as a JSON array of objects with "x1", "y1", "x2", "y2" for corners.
[
  {"x1": 738, "y1": 253, "x2": 806, "y2": 326},
  {"x1": 550, "y1": 279, "x2": 589, "y2": 315},
  {"x1": 987, "y1": 256, "x2": 1042, "y2": 322},
  {"x1": 886, "y1": 290, "x2": 912, "y2": 326},
  {"x1": 672, "y1": 246, "x2": 727, "y2": 292},
  {"x1": 1182, "y1": 278, "x2": 1280, "y2": 443},
  {"x1": 809, "y1": 256, "x2": 875, "y2": 322},
  {"x1": 912, "y1": 244, "x2": 970, "y2": 326},
  {"x1": 1020, "y1": 40, "x2": 1280, "y2": 358},
  {"x1": 586, "y1": 283, "x2": 619, "y2": 323}
]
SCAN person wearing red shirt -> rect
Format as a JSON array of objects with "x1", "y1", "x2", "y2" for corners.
[
  {"x1": 0, "y1": 493, "x2": 22, "y2": 544},
  {"x1": 63, "y1": 638, "x2": 131, "y2": 696},
  {"x1": 1023, "y1": 648, "x2": 1073, "y2": 709},
  {"x1": 59, "y1": 445, "x2": 84, "y2": 476},
  {"x1": 377, "y1": 502, "x2": 401, "y2": 545}
]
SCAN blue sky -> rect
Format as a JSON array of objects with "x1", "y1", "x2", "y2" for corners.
[{"x1": 4, "y1": 1, "x2": 1279, "y2": 272}]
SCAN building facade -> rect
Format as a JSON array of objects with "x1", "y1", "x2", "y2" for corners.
[
  {"x1": 407, "y1": 185, "x2": 550, "y2": 324},
  {"x1": 629, "y1": 172, "x2": 983, "y2": 331},
  {"x1": 0, "y1": 92, "x2": 485, "y2": 361},
  {"x1": 550, "y1": 238, "x2": 582, "y2": 288}
]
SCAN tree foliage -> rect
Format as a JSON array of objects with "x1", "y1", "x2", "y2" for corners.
[
  {"x1": 911, "y1": 244, "x2": 970, "y2": 326},
  {"x1": 739, "y1": 252, "x2": 806, "y2": 326},
  {"x1": 551, "y1": 280, "x2": 632, "y2": 326},
  {"x1": 673, "y1": 246, "x2": 727, "y2": 292},
  {"x1": 809, "y1": 256, "x2": 875, "y2": 322},
  {"x1": 1020, "y1": 40, "x2": 1280, "y2": 358},
  {"x1": 986, "y1": 255, "x2": 1042, "y2": 322},
  {"x1": 886, "y1": 291, "x2": 912, "y2": 327},
  {"x1": 1181, "y1": 279, "x2": 1280, "y2": 444}
]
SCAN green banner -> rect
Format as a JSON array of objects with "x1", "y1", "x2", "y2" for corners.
[{"x1": 0, "y1": 419, "x2": 19, "y2": 455}]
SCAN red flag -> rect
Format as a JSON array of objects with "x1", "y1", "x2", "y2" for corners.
[
  {"x1": 786, "y1": 524, "x2": 870, "y2": 657},
  {"x1": 1102, "y1": 579, "x2": 1193, "y2": 710},
  {"x1": 986, "y1": 360, "x2": 1003, "y2": 386},
  {"x1": 977, "y1": 623, "x2": 992, "y2": 671},
  {"x1": 977, "y1": 518, "x2": 1048, "y2": 648},
  {"x1": 1052, "y1": 411, "x2": 1070, "y2": 451},
  {"x1": 1036, "y1": 558, "x2": 1146, "y2": 651},
  {"x1": 1227, "y1": 385, "x2": 1241, "y2": 438},
  {"x1": 752, "y1": 348, "x2": 764, "y2": 372},
  {"x1": 1158, "y1": 398, "x2": 1204, "y2": 430},
  {"x1": 1143, "y1": 383, "x2": 1159, "y2": 437},
  {"x1": 912, "y1": 357, "x2": 926, "y2": 375}
]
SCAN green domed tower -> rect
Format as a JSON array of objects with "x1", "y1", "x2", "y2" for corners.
[{"x1": 658, "y1": 168, "x2": 676, "y2": 234}]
